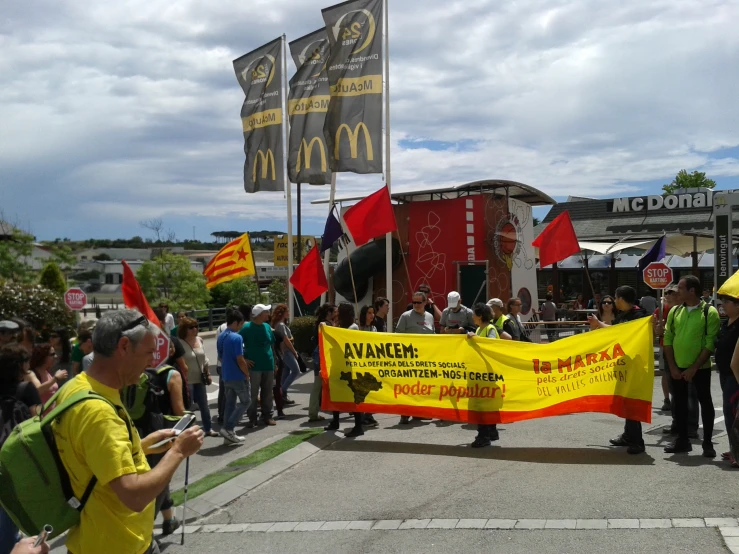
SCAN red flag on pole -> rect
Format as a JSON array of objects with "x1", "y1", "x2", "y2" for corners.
[
  {"x1": 289, "y1": 245, "x2": 328, "y2": 304},
  {"x1": 122, "y1": 260, "x2": 162, "y2": 328},
  {"x1": 342, "y1": 185, "x2": 397, "y2": 246},
  {"x1": 531, "y1": 211, "x2": 581, "y2": 268}
]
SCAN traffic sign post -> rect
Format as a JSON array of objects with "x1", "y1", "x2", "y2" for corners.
[
  {"x1": 152, "y1": 329, "x2": 171, "y2": 369},
  {"x1": 64, "y1": 288, "x2": 87, "y2": 311},
  {"x1": 642, "y1": 262, "x2": 673, "y2": 290}
]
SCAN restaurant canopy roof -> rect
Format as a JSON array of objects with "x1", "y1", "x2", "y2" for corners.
[{"x1": 312, "y1": 180, "x2": 556, "y2": 207}]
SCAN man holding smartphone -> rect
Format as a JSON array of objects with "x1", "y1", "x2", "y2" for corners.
[{"x1": 440, "y1": 292, "x2": 475, "y2": 334}]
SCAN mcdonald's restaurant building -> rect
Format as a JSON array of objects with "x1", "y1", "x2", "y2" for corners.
[{"x1": 535, "y1": 188, "x2": 739, "y2": 303}]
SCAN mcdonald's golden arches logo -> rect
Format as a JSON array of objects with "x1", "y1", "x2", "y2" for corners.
[
  {"x1": 335, "y1": 122, "x2": 373, "y2": 161},
  {"x1": 297, "y1": 137, "x2": 328, "y2": 173},
  {"x1": 253, "y1": 149, "x2": 276, "y2": 182}
]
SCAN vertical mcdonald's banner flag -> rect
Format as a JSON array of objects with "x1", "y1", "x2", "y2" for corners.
[
  {"x1": 342, "y1": 185, "x2": 397, "y2": 246},
  {"x1": 319, "y1": 317, "x2": 654, "y2": 424},
  {"x1": 204, "y1": 234, "x2": 256, "y2": 288},
  {"x1": 121, "y1": 260, "x2": 161, "y2": 328},
  {"x1": 322, "y1": 0, "x2": 383, "y2": 174},
  {"x1": 233, "y1": 38, "x2": 285, "y2": 193},
  {"x1": 290, "y1": 245, "x2": 328, "y2": 304},
  {"x1": 288, "y1": 30, "x2": 333, "y2": 185}
]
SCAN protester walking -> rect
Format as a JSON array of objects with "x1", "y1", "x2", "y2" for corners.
[
  {"x1": 663, "y1": 275, "x2": 720, "y2": 457},
  {"x1": 487, "y1": 298, "x2": 514, "y2": 340},
  {"x1": 241, "y1": 304, "x2": 277, "y2": 427},
  {"x1": 217, "y1": 309, "x2": 252, "y2": 445},
  {"x1": 372, "y1": 297, "x2": 389, "y2": 332},
  {"x1": 325, "y1": 303, "x2": 368, "y2": 437},
  {"x1": 440, "y1": 292, "x2": 475, "y2": 335},
  {"x1": 715, "y1": 291, "x2": 739, "y2": 466},
  {"x1": 507, "y1": 297, "x2": 532, "y2": 342},
  {"x1": 52, "y1": 309, "x2": 204, "y2": 554},
  {"x1": 589, "y1": 286, "x2": 648, "y2": 454},
  {"x1": 467, "y1": 303, "x2": 501, "y2": 448},
  {"x1": 179, "y1": 317, "x2": 218, "y2": 438},
  {"x1": 308, "y1": 304, "x2": 336, "y2": 422},
  {"x1": 359, "y1": 305, "x2": 377, "y2": 332},
  {"x1": 28, "y1": 343, "x2": 67, "y2": 406},
  {"x1": 397, "y1": 292, "x2": 435, "y2": 424},
  {"x1": 271, "y1": 304, "x2": 299, "y2": 405},
  {"x1": 48, "y1": 328, "x2": 72, "y2": 385}
]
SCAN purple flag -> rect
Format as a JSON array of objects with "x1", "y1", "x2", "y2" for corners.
[
  {"x1": 320, "y1": 208, "x2": 344, "y2": 253},
  {"x1": 638, "y1": 235, "x2": 667, "y2": 272}
]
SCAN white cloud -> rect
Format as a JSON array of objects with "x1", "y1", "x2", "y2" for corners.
[{"x1": 1, "y1": 0, "x2": 738, "y2": 239}]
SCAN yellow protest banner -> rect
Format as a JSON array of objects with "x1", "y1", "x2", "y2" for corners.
[
  {"x1": 319, "y1": 317, "x2": 654, "y2": 424},
  {"x1": 273, "y1": 235, "x2": 317, "y2": 267}
]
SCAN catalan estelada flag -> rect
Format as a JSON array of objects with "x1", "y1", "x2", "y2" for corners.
[{"x1": 204, "y1": 233, "x2": 256, "y2": 288}]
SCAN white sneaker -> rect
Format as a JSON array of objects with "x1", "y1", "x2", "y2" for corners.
[
  {"x1": 233, "y1": 433, "x2": 246, "y2": 441},
  {"x1": 220, "y1": 429, "x2": 240, "y2": 445}
]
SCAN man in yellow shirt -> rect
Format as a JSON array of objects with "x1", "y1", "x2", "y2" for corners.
[{"x1": 54, "y1": 309, "x2": 204, "y2": 554}]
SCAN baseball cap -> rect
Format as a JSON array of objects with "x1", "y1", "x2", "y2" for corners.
[
  {"x1": 447, "y1": 291, "x2": 461, "y2": 309},
  {"x1": 487, "y1": 298, "x2": 504, "y2": 308},
  {"x1": 664, "y1": 284, "x2": 678, "y2": 294},
  {"x1": 251, "y1": 304, "x2": 272, "y2": 317},
  {"x1": 0, "y1": 320, "x2": 19, "y2": 333}
]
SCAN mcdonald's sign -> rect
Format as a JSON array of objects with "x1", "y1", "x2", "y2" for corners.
[
  {"x1": 335, "y1": 122, "x2": 373, "y2": 161},
  {"x1": 253, "y1": 149, "x2": 276, "y2": 182},
  {"x1": 297, "y1": 137, "x2": 328, "y2": 172}
]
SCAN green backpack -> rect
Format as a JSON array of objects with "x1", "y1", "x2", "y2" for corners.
[
  {"x1": 121, "y1": 366, "x2": 183, "y2": 438},
  {"x1": 0, "y1": 388, "x2": 131, "y2": 539}
]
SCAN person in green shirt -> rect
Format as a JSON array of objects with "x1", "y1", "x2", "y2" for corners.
[
  {"x1": 240, "y1": 304, "x2": 277, "y2": 427},
  {"x1": 663, "y1": 275, "x2": 721, "y2": 457},
  {"x1": 70, "y1": 330, "x2": 93, "y2": 375},
  {"x1": 169, "y1": 311, "x2": 187, "y2": 339}
]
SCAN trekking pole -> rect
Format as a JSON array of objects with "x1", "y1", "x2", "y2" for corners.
[{"x1": 181, "y1": 457, "x2": 189, "y2": 546}]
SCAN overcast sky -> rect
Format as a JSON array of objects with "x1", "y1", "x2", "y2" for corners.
[{"x1": 2, "y1": 0, "x2": 739, "y2": 241}]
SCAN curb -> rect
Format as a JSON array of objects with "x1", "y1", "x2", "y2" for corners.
[{"x1": 174, "y1": 431, "x2": 343, "y2": 523}]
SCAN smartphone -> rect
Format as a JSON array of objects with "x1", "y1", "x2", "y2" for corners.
[{"x1": 149, "y1": 414, "x2": 196, "y2": 449}]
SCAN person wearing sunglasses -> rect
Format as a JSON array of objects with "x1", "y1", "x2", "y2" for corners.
[
  {"x1": 597, "y1": 295, "x2": 616, "y2": 326},
  {"x1": 52, "y1": 310, "x2": 204, "y2": 554},
  {"x1": 405, "y1": 284, "x2": 442, "y2": 323},
  {"x1": 28, "y1": 343, "x2": 67, "y2": 406},
  {"x1": 396, "y1": 292, "x2": 436, "y2": 425}
]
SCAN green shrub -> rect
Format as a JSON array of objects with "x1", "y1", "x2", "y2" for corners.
[
  {"x1": 38, "y1": 262, "x2": 67, "y2": 296},
  {"x1": 0, "y1": 280, "x2": 75, "y2": 332},
  {"x1": 290, "y1": 316, "x2": 316, "y2": 355}
]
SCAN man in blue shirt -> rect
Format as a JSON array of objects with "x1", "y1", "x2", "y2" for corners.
[
  {"x1": 217, "y1": 309, "x2": 253, "y2": 445},
  {"x1": 240, "y1": 304, "x2": 277, "y2": 427}
]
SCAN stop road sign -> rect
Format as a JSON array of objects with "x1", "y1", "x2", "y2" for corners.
[
  {"x1": 643, "y1": 262, "x2": 673, "y2": 290},
  {"x1": 151, "y1": 329, "x2": 171, "y2": 369},
  {"x1": 64, "y1": 288, "x2": 87, "y2": 311}
]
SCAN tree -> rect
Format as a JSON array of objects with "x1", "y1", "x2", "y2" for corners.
[
  {"x1": 268, "y1": 278, "x2": 287, "y2": 304},
  {"x1": 207, "y1": 277, "x2": 266, "y2": 308},
  {"x1": 49, "y1": 244, "x2": 77, "y2": 276},
  {"x1": 92, "y1": 253, "x2": 112, "y2": 261},
  {"x1": 662, "y1": 170, "x2": 717, "y2": 195},
  {"x1": 136, "y1": 252, "x2": 210, "y2": 311},
  {"x1": 533, "y1": 217, "x2": 541, "y2": 226},
  {"x1": 0, "y1": 217, "x2": 34, "y2": 283},
  {"x1": 38, "y1": 262, "x2": 67, "y2": 296}
]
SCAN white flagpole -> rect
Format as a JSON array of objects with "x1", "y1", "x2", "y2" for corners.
[
  {"x1": 282, "y1": 34, "x2": 295, "y2": 319},
  {"x1": 383, "y1": 0, "x2": 393, "y2": 331},
  {"x1": 321, "y1": 173, "x2": 337, "y2": 304}
]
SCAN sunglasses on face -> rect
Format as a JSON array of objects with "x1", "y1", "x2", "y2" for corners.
[{"x1": 412, "y1": 301, "x2": 424, "y2": 305}]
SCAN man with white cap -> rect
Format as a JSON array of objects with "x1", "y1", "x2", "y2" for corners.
[
  {"x1": 240, "y1": 304, "x2": 278, "y2": 427},
  {"x1": 440, "y1": 292, "x2": 475, "y2": 334},
  {"x1": 486, "y1": 299, "x2": 514, "y2": 340},
  {"x1": 0, "y1": 320, "x2": 19, "y2": 346}
]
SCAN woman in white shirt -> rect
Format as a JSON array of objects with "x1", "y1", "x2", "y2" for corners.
[{"x1": 178, "y1": 317, "x2": 218, "y2": 437}]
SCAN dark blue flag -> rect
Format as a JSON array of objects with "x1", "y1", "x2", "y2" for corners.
[
  {"x1": 638, "y1": 235, "x2": 667, "y2": 272},
  {"x1": 320, "y1": 208, "x2": 344, "y2": 253}
]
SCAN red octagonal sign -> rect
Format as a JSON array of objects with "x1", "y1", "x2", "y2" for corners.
[
  {"x1": 643, "y1": 262, "x2": 673, "y2": 290},
  {"x1": 64, "y1": 287, "x2": 87, "y2": 311},
  {"x1": 151, "y1": 329, "x2": 171, "y2": 369}
]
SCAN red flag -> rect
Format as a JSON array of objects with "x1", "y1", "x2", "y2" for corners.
[
  {"x1": 531, "y1": 210, "x2": 580, "y2": 268},
  {"x1": 122, "y1": 260, "x2": 162, "y2": 328},
  {"x1": 289, "y1": 245, "x2": 328, "y2": 304},
  {"x1": 343, "y1": 185, "x2": 397, "y2": 246}
]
